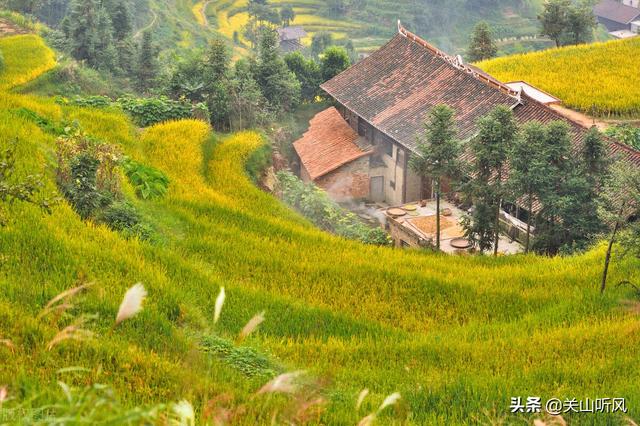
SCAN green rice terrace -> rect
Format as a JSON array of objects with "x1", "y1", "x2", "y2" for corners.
[{"x1": 1, "y1": 31, "x2": 640, "y2": 425}]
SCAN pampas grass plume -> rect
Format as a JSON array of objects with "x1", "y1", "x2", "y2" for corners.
[
  {"x1": 214, "y1": 287, "x2": 225, "y2": 324},
  {"x1": 116, "y1": 283, "x2": 147, "y2": 325}
]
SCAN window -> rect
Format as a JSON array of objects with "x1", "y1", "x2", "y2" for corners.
[
  {"x1": 384, "y1": 140, "x2": 393, "y2": 157},
  {"x1": 401, "y1": 240, "x2": 411, "y2": 248},
  {"x1": 358, "y1": 120, "x2": 372, "y2": 140},
  {"x1": 390, "y1": 180, "x2": 395, "y2": 189}
]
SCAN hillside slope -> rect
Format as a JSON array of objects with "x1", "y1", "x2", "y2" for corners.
[
  {"x1": 2, "y1": 34, "x2": 640, "y2": 425},
  {"x1": 477, "y1": 37, "x2": 640, "y2": 118}
]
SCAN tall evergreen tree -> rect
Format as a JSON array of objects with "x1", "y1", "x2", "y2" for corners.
[
  {"x1": 110, "y1": 0, "x2": 132, "y2": 42},
  {"x1": 581, "y1": 127, "x2": 609, "y2": 186},
  {"x1": 94, "y1": 6, "x2": 118, "y2": 71},
  {"x1": 410, "y1": 105, "x2": 462, "y2": 250},
  {"x1": 136, "y1": 31, "x2": 158, "y2": 93},
  {"x1": 508, "y1": 122, "x2": 550, "y2": 253},
  {"x1": 203, "y1": 39, "x2": 231, "y2": 129},
  {"x1": 467, "y1": 21, "x2": 497, "y2": 62},
  {"x1": 66, "y1": 0, "x2": 99, "y2": 63},
  {"x1": 230, "y1": 59, "x2": 268, "y2": 130},
  {"x1": 463, "y1": 106, "x2": 517, "y2": 254},
  {"x1": 253, "y1": 28, "x2": 301, "y2": 112}
]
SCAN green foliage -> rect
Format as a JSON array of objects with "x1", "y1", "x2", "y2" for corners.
[
  {"x1": 202, "y1": 39, "x2": 232, "y2": 129},
  {"x1": 116, "y1": 96, "x2": 194, "y2": 127},
  {"x1": 65, "y1": 153, "x2": 102, "y2": 219},
  {"x1": 202, "y1": 335, "x2": 278, "y2": 378},
  {"x1": 277, "y1": 171, "x2": 390, "y2": 246},
  {"x1": 320, "y1": 46, "x2": 350, "y2": 82},
  {"x1": 605, "y1": 124, "x2": 640, "y2": 150},
  {"x1": 244, "y1": 142, "x2": 272, "y2": 184},
  {"x1": 311, "y1": 32, "x2": 333, "y2": 58},
  {"x1": 12, "y1": 107, "x2": 64, "y2": 135},
  {"x1": 467, "y1": 21, "x2": 497, "y2": 62},
  {"x1": 538, "y1": 0, "x2": 596, "y2": 47},
  {"x1": 136, "y1": 31, "x2": 158, "y2": 93},
  {"x1": 284, "y1": 51, "x2": 321, "y2": 103},
  {"x1": 280, "y1": 5, "x2": 295, "y2": 27},
  {"x1": 463, "y1": 106, "x2": 517, "y2": 253},
  {"x1": 253, "y1": 28, "x2": 300, "y2": 113},
  {"x1": 121, "y1": 158, "x2": 170, "y2": 200},
  {"x1": 410, "y1": 104, "x2": 462, "y2": 249},
  {"x1": 96, "y1": 200, "x2": 153, "y2": 240}
]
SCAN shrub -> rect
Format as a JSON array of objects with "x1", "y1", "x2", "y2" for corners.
[
  {"x1": 276, "y1": 171, "x2": 390, "y2": 246},
  {"x1": 116, "y1": 96, "x2": 193, "y2": 127},
  {"x1": 66, "y1": 154, "x2": 102, "y2": 220},
  {"x1": 121, "y1": 158, "x2": 170, "y2": 200},
  {"x1": 244, "y1": 143, "x2": 272, "y2": 184},
  {"x1": 605, "y1": 124, "x2": 640, "y2": 150},
  {"x1": 97, "y1": 201, "x2": 153, "y2": 240}
]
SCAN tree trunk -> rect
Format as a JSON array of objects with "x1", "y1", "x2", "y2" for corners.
[
  {"x1": 493, "y1": 197, "x2": 501, "y2": 256},
  {"x1": 525, "y1": 195, "x2": 533, "y2": 254},
  {"x1": 601, "y1": 203, "x2": 626, "y2": 294},
  {"x1": 435, "y1": 178, "x2": 441, "y2": 251}
]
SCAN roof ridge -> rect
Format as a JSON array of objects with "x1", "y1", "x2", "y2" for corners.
[{"x1": 397, "y1": 21, "x2": 522, "y2": 100}]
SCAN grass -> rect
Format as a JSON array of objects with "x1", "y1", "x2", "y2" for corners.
[
  {"x1": 2, "y1": 33, "x2": 640, "y2": 425},
  {"x1": 477, "y1": 36, "x2": 640, "y2": 118}
]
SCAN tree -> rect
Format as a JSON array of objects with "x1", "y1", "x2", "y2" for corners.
[
  {"x1": 539, "y1": 0, "x2": 571, "y2": 47},
  {"x1": 508, "y1": 122, "x2": 551, "y2": 253},
  {"x1": 284, "y1": 51, "x2": 321, "y2": 103},
  {"x1": 581, "y1": 127, "x2": 609, "y2": 187},
  {"x1": 539, "y1": 0, "x2": 596, "y2": 47},
  {"x1": 253, "y1": 28, "x2": 301, "y2": 112},
  {"x1": 467, "y1": 21, "x2": 497, "y2": 62},
  {"x1": 565, "y1": 1, "x2": 596, "y2": 45},
  {"x1": 136, "y1": 31, "x2": 159, "y2": 93},
  {"x1": 229, "y1": 59, "x2": 269, "y2": 130},
  {"x1": 311, "y1": 32, "x2": 333, "y2": 58},
  {"x1": 66, "y1": 0, "x2": 99, "y2": 63},
  {"x1": 320, "y1": 46, "x2": 350, "y2": 82},
  {"x1": 280, "y1": 5, "x2": 295, "y2": 27},
  {"x1": 463, "y1": 106, "x2": 518, "y2": 254},
  {"x1": 202, "y1": 39, "x2": 232, "y2": 129},
  {"x1": 110, "y1": 0, "x2": 132, "y2": 42},
  {"x1": 93, "y1": 6, "x2": 118, "y2": 71},
  {"x1": 166, "y1": 51, "x2": 206, "y2": 102},
  {"x1": 598, "y1": 161, "x2": 640, "y2": 293},
  {"x1": 409, "y1": 105, "x2": 462, "y2": 250}
]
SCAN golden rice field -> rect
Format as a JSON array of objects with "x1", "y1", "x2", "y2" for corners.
[
  {"x1": 3, "y1": 33, "x2": 640, "y2": 424},
  {"x1": 0, "y1": 34, "x2": 55, "y2": 90},
  {"x1": 477, "y1": 37, "x2": 640, "y2": 118}
]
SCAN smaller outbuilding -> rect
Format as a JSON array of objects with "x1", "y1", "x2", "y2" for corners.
[{"x1": 276, "y1": 26, "x2": 307, "y2": 52}]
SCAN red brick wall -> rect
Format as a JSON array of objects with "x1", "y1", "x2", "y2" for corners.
[{"x1": 315, "y1": 157, "x2": 370, "y2": 201}]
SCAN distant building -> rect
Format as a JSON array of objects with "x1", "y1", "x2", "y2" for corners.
[
  {"x1": 276, "y1": 26, "x2": 307, "y2": 53},
  {"x1": 594, "y1": 0, "x2": 640, "y2": 34}
]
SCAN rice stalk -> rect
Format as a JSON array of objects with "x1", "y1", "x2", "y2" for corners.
[{"x1": 38, "y1": 282, "x2": 92, "y2": 319}]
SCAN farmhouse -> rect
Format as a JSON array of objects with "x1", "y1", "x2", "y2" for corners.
[
  {"x1": 277, "y1": 26, "x2": 307, "y2": 52},
  {"x1": 293, "y1": 23, "x2": 640, "y2": 248},
  {"x1": 594, "y1": 0, "x2": 640, "y2": 36}
]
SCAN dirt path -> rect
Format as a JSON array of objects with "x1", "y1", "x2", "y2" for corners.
[
  {"x1": 198, "y1": 0, "x2": 213, "y2": 27},
  {"x1": 134, "y1": 9, "x2": 158, "y2": 39},
  {"x1": 549, "y1": 105, "x2": 610, "y2": 131},
  {"x1": 0, "y1": 19, "x2": 30, "y2": 37}
]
